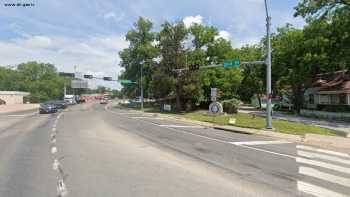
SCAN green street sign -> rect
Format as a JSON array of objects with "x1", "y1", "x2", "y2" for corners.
[
  {"x1": 223, "y1": 59, "x2": 241, "y2": 68},
  {"x1": 119, "y1": 80, "x2": 135, "y2": 85}
]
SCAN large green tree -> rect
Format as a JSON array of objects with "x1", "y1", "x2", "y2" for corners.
[{"x1": 119, "y1": 17, "x2": 158, "y2": 98}]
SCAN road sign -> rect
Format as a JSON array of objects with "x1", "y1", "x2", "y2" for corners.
[
  {"x1": 71, "y1": 80, "x2": 88, "y2": 89},
  {"x1": 209, "y1": 102, "x2": 223, "y2": 114},
  {"x1": 223, "y1": 59, "x2": 241, "y2": 68},
  {"x1": 119, "y1": 80, "x2": 134, "y2": 85},
  {"x1": 211, "y1": 88, "x2": 217, "y2": 102}
]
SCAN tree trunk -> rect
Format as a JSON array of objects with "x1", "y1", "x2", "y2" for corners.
[
  {"x1": 175, "y1": 86, "x2": 182, "y2": 112},
  {"x1": 293, "y1": 85, "x2": 304, "y2": 114},
  {"x1": 257, "y1": 94, "x2": 262, "y2": 109}
]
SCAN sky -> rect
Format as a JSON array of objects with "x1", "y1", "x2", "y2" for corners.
[{"x1": 0, "y1": 0, "x2": 305, "y2": 90}]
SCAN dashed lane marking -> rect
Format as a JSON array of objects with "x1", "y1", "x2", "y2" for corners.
[
  {"x1": 299, "y1": 166, "x2": 350, "y2": 188},
  {"x1": 297, "y1": 181, "x2": 348, "y2": 197}
]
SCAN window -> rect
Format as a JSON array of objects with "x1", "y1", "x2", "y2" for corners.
[
  {"x1": 339, "y1": 94, "x2": 347, "y2": 105},
  {"x1": 330, "y1": 94, "x2": 339, "y2": 104},
  {"x1": 309, "y1": 94, "x2": 314, "y2": 104}
]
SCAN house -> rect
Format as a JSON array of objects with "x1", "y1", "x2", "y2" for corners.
[
  {"x1": 304, "y1": 70, "x2": 350, "y2": 110},
  {"x1": 0, "y1": 91, "x2": 30, "y2": 105}
]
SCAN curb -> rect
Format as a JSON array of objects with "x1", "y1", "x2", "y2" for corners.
[{"x1": 113, "y1": 103, "x2": 349, "y2": 153}]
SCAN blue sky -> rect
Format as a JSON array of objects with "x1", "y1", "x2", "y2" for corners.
[{"x1": 0, "y1": 0, "x2": 305, "y2": 89}]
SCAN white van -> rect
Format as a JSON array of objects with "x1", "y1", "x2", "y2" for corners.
[{"x1": 64, "y1": 95, "x2": 76, "y2": 105}]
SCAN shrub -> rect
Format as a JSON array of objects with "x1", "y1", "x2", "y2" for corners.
[{"x1": 221, "y1": 98, "x2": 241, "y2": 114}]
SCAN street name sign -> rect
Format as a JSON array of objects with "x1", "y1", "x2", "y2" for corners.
[{"x1": 223, "y1": 59, "x2": 241, "y2": 68}]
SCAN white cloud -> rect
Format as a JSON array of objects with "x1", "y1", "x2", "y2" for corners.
[
  {"x1": 103, "y1": 12, "x2": 125, "y2": 24},
  {"x1": 215, "y1": 30, "x2": 231, "y2": 41},
  {"x1": 0, "y1": 35, "x2": 128, "y2": 89},
  {"x1": 183, "y1": 15, "x2": 203, "y2": 28}
]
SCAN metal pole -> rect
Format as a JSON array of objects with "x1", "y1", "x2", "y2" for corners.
[
  {"x1": 64, "y1": 82, "x2": 67, "y2": 97},
  {"x1": 265, "y1": 0, "x2": 273, "y2": 129},
  {"x1": 140, "y1": 61, "x2": 144, "y2": 111}
]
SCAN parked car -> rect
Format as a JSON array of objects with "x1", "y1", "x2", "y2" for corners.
[{"x1": 39, "y1": 103, "x2": 58, "y2": 114}]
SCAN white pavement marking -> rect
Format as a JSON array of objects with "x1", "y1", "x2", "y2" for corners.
[
  {"x1": 297, "y1": 181, "x2": 348, "y2": 197},
  {"x1": 297, "y1": 145, "x2": 350, "y2": 158},
  {"x1": 131, "y1": 116, "x2": 165, "y2": 120},
  {"x1": 299, "y1": 166, "x2": 350, "y2": 188},
  {"x1": 296, "y1": 157, "x2": 350, "y2": 175},
  {"x1": 6, "y1": 111, "x2": 39, "y2": 117},
  {"x1": 230, "y1": 140, "x2": 291, "y2": 146},
  {"x1": 297, "y1": 150, "x2": 350, "y2": 166},
  {"x1": 158, "y1": 125, "x2": 204, "y2": 128},
  {"x1": 105, "y1": 105, "x2": 298, "y2": 159},
  {"x1": 52, "y1": 127, "x2": 56, "y2": 132}
]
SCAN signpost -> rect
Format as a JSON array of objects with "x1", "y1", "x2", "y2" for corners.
[{"x1": 211, "y1": 88, "x2": 217, "y2": 102}]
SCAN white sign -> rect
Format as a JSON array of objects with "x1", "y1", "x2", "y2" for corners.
[
  {"x1": 163, "y1": 104, "x2": 171, "y2": 111},
  {"x1": 211, "y1": 88, "x2": 217, "y2": 101},
  {"x1": 71, "y1": 80, "x2": 88, "y2": 89}
]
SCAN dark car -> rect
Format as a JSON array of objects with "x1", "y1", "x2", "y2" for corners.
[
  {"x1": 39, "y1": 103, "x2": 58, "y2": 114},
  {"x1": 44, "y1": 100, "x2": 68, "y2": 109}
]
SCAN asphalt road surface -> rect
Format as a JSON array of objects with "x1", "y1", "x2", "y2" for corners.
[{"x1": 0, "y1": 101, "x2": 349, "y2": 197}]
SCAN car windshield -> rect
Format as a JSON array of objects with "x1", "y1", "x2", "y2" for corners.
[{"x1": 1, "y1": 1, "x2": 350, "y2": 197}]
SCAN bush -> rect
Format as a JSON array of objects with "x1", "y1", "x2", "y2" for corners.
[
  {"x1": 221, "y1": 98, "x2": 241, "y2": 114},
  {"x1": 317, "y1": 104, "x2": 350, "y2": 112}
]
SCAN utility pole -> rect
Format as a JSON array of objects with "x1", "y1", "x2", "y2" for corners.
[
  {"x1": 140, "y1": 61, "x2": 144, "y2": 111},
  {"x1": 265, "y1": 0, "x2": 273, "y2": 129}
]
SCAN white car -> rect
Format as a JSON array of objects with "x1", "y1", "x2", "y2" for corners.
[{"x1": 100, "y1": 99, "x2": 108, "y2": 104}]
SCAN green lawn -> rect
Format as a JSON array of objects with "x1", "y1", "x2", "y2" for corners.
[
  {"x1": 118, "y1": 103, "x2": 340, "y2": 136},
  {"x1": 183, "y1": 111, "x2": 339, "y2": 136}
]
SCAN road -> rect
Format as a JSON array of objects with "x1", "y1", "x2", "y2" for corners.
[{"x1": 0, "y1": 101, "x2": 349, "y2": 197}]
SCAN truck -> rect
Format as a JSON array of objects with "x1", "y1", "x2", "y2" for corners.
[{"x1": 64, "y1": 95, "x2": 76, "y2": 105}]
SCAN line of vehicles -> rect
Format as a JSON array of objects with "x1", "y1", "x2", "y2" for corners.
[
  {"x1": 39, "y1": 95, "x2": 86, "y2": 114},
  {"x1": 39, "y1": 94, "x2": 110, "y2": 114}
]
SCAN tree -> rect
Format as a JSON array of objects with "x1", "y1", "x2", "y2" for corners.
[
  {"x1": 0, "y1": 61, "x2": 67, "y2": 102},
  {"x1": 118, "y1": 17, "x2": 158, "y2": 98}
]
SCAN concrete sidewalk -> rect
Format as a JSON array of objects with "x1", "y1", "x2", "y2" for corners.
[
  {"x1": 239, "y1": 108, "x2": 350, "y2": 135},
  {"x1": 0, "y1": 104, "x2": 39, "y2": 114}
]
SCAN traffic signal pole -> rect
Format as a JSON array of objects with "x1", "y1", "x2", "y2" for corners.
[
  {"x1": 140, "y1": 61, "x2": 144, "y2": 111},
  {"x1": 265, "y1": 0, "x2": 273, "y2": 129}
]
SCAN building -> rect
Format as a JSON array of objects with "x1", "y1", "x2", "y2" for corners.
[
  {"x1": 0, "y1": 91, "x2": 30, "y2": 105},
  {"x1": 304, "y1": 70, "x2": 350, "y2": 110}
]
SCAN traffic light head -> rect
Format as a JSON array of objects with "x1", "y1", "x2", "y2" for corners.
[
  {"x1": 103, "y1": 77, "x2": 113, "y2": 81},
  {"x1": 189, "y1": 64, "x2": 200, "y2": 71},
  {"x1": 83, "y1": 74, "x2": 93, "y2": 79},
  {"x1": 59, "y1": 72, "x2": 75, "y2": 78}
]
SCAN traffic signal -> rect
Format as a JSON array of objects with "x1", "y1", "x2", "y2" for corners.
[
  {"x1": 59, "y1": 72, "x2": 75, "y2": 78},
  {"x1": 103, "y1": 77, "x2": 113, "y2": 81},
  {"x1": 189, "y1": 64, "x2": 200, "y2": 71},
  {"x1": 83, "y1": 74, "x2": 93, "y2": 79}
]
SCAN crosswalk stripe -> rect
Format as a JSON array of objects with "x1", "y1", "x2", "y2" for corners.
[
  {"x1": 299, "y1": 166, "x2": 350, "y2": 188},
  {"x1": 297, "y1": 150, "x2": 350, "y2": 166},
  {"x1": 230, "y1": 140, "x2": 291, "y2": 146},
  {"x1": 297, "y1": 181, "x2": 348, "y2": 197},
  {"x1": 296, "y1": 157, "x2": 350, "y2": 175},
  {"x1": 297, "y1": 145, "x2": 350, "y2": 158}
]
